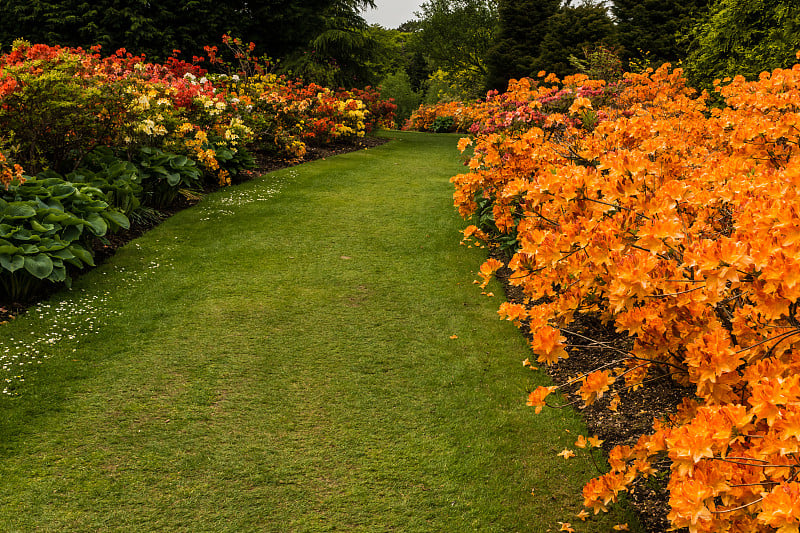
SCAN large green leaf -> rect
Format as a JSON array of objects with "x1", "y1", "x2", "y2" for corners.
[
  {"x1": 43, "y1": 211, "x2": 72, "y2": 223},
  {"x1": 48, "y1": 183, "x2": 77, "y2": 199},
  {"x1": 2, "y1": 203, "x2": 36, "y2": 220},
  {"x1": 103, "y1": 209, "x2": 130, "y2": 230},
  {"x1": 30, "y1": 219, "x2": 56, "y2": 233},
  {"x1": 9, "y1": 228, "x2": 40, "y2": 242},
  {"x1": 169, "y1": 155, "x2": 190, "y2": 168},
  {"x1": 0, "y1": 253, "x2": 24, "y2": 273},
  {"x1": 0, "y1": 224, "x2": 18, "y2": 238},
  {"x1": 18, "y1": 243, "x2": 39, "y2": 254},
  {"x1": 69, "y1": 244, "x2": 95, "y2": 267},
  {"x1": 84, "y1": 212, "x2": 108, "y2": 236},
  {"x1": 37, "y1": 238, "x2": 68, "y2": 252},
  {"x1": 48, "y1": 264, "x2": 67, "y2": 283},
  {"x1": 23, "y1": 253, "x2": 54, "y2": 279},
  {"x1": 61, "y1": 224, "x2": 83, "y2": 242},
  {"x1": 0, "y1": 243, "x2": 21, "y2": 255},
  {"x1": 49, "y1": 248, "x2": 75, "y2": 260}
]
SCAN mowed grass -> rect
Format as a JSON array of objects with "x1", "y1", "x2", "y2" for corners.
[{"x1": 0, "y1": 131, "x2": 639, "y2": 532}]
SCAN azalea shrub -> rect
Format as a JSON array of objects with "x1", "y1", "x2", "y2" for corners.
[
  {"x1": 454, "y1": 54, "x2": 800, "y2": 531},
  {"x1": 0, "y1": 38, "x2": 396, "y2": 182},
  {"x1": 404, "y1": 101, "x2": 480, "y2": 133},
  {"x1": 403, "y1": 73, "x2": 625, "y2": 135}
]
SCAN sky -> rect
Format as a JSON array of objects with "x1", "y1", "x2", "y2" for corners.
[{"x1": 361, "y1": 0, "x2": 424, "y2": 29}]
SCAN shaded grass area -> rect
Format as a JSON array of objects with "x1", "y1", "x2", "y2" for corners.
[{"x1": 0, "y1": 132, "x2": 639, "y2": 531}]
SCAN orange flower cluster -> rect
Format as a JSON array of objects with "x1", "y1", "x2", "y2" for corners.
[
  {"x1": 0, "y1": 151, "x2": 23, "y2": 189},
  {"x1": 403, "y1": 101, "x2": 482, "y2": 133},
  {"x1": 455, "y1": 54, "x2": 800, "y2": 531}
]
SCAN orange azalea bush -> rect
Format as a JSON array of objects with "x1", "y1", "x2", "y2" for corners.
[
  {"x1": 0, "y1": 149, "x2": 23, "y2": 190},
  {"x1": 404, "y1": 101, "x2": 481, "y2": 133},
  {"x1": 456, "y1": 53, "x2": 800, "y2": 531}
]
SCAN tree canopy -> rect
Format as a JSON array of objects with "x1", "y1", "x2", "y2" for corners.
[
  {"x1": 484, "y1": 0, "x2": 561, "y2": 90},
  {"x1": 611, "y1": 0, "x2": 709, "y2": 65},
  {"x1": 682, "y1": 0, "x2": 800, "y2": 88},
  {"x1": 413, "y1": 0, "x2": 498, "y2": 98},
  {"x1": 536, "y1": 2, "x2": 618, "y2": 79},
  {"x1": 0, "y1": 0, "x2": 377, "y2": 86}
]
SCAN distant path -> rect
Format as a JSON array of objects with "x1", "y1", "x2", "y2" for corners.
[{"x1": 0, "y1": 132, "x2": 632, "y2": 531}]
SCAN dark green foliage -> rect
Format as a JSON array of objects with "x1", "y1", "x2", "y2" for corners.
[
  {"x1": 537, "y1": 2, "x2": 619, "y2": 79},
  {"x1": 485, "y1": 0, "x2": 561, "y2": 91},
  {"x1": 413, "y1": 0, "x2": 499, "y2": 98},
  {"x1": 65, "y1": 148, "x2": 142, "y2": 216},
  {"x1": 134, "y1": 147, "x2": 203, "y2": 209},
  {"x1": 568, "y1": 45, "x2": 625, "y2": 83},
  {"x1": 283, "y1": 1, "x2": 378, "y2": 87},
  {"x1": 378, "y1": 71, "x2": 422, "y2": 124},
  {"x1": 1, "y1": 0, "x2": 225, "y2": 59},
  {"x1": 683, "y1": 0, "x2": 800, "y2": 89},
  {"x1": 406, "y1": 50, "x2": 432, "y2": 92},
  {"x1": 431, "y1": 115, "x2": 455, "y2": 133},
  {"x1": 0, "y1": 1, "x2": 377, "y2": 73},
  {"x1": 611, "y1": 0, "x2": 709, "y2": 65}
]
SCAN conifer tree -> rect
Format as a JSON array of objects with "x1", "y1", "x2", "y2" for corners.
[
  {"x1": 484, "y1": 0, "x2": 561, "y2": 91},
  {"x1": 536, "y1": 2, "x2": 618, "y2": 78},
  {"x1": 611, "y1": 0, "x2": 708, "y2": 65}
]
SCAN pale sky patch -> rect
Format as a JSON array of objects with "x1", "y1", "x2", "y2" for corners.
[{"x1": 362, "y1": 0, "x2": 425, "y2": 29}]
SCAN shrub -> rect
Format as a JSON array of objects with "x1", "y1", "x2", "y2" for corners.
[
  {"x1": 455, "y1": 54, "x2": 800, "y2": 530},
  {"x1": 0, "y1": 175, "x2": 128, "y2": 301},
  {"x1": 378, "y1": 70, "x2": 422, "y2": 126}
]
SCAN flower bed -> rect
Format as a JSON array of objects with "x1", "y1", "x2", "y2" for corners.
[
  {"x1": 0, "y1": 37, "x2": 395, "y2": 302},
  {"x1": 451, "y1": 56, "x2": 800, "y2": 531}
]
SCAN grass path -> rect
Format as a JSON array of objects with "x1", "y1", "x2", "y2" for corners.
[{"x1": 0, "y1": 132, "x2": 636, "y2": 531}]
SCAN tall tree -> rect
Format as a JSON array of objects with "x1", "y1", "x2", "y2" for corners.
[
  {"x1": 0, "y1": 0, "x2": 237, "y2": 59},
  {"x1": 536, "y1": 2, "x2": 618, "y2": 79},
  {"x1": 484, "y1": 0, "x2": 561, "y2": 91},
  {"x1": 611, "y1": 0, "x2": 709, "y2": 65},
  {"x1": 283, "y1": 0, "x2": 379, "y2": 87},
  {"x1": 413, "y1": 0, "x2": 498, "y2": 98},
  {"x1": 683, "y1": 0, "x2": 800, "y2": 89}
]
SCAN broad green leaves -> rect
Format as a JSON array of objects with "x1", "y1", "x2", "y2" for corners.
[{"x1": 0, "y1": 176, "x2": 125, "y2": 300}]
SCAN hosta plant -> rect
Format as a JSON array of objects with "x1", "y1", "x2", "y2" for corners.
[{"x1": 0, "y1": 176, "x2": 128, "y2": 301}]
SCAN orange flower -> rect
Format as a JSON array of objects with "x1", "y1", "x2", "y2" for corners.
[
  {"x1": 530, "y1": 325, "x2": 569, "y2": 365},
  {"x1": 558, "y1": 448, "x2": 576, "y2": 460},
  {"x1": 526, "y1": 385, "x2": 557, "y2": 414},
  {"x1": 579, "y1": 370, "x2": 616, "y2": 406}
]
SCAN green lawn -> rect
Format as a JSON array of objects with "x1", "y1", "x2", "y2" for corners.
[{"x1": 0, "y1": 131, "x2": 638, "y2": 532}]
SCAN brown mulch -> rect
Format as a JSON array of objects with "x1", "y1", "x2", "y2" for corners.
[
  {"x1": 494, "y1": 258, "x2": 690, "y2": 533},
  {"x1": 0, "y1": 136, "x2": 389, "y2": 323}
]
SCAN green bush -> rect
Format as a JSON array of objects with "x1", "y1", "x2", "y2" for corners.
[
  {"x1": 379, "y1": 71, "x2": 422, "y2": 126},
  {"x1": 431, "y1": 116, "x2": 455, "y2": 133},
  {"x1": 61, "y1": 148, "x2": 143, "y2": 216},
  {"x1": 134, "y1": 147, "x2": 203, "y2": 209},
  {"x1": 0, "y1": 176, "x2": 129, "y2": 301}
]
